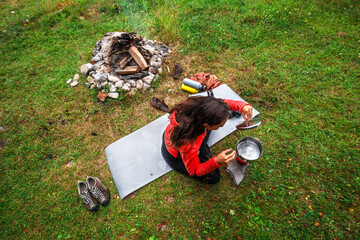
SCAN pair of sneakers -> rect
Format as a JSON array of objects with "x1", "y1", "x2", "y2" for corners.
[{"x1": 77, "y1": 176, "x2": 110, "y2": 211}]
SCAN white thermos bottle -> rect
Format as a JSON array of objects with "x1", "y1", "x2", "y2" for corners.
[{"x1": 183, "y1": 78, "x2": 206, "y2": 91}]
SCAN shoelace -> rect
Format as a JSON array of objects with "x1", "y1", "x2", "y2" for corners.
[
  {"x1": 81, "y1": 191, "x2": 94, "y2": 205},
  {"x1": 91, "y1": 186, "x2": 105, "y2": 200}
]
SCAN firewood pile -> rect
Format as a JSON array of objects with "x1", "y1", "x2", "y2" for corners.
[{"x1": 80, "y1": 32, "x2": 171, "y2": 98}]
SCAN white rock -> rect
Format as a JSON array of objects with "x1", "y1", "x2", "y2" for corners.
[
  {"x1": 93, "y1": 72, "x2": 102, "y2": 81},
  {"x1": 109, "y1": 92, "x2": 119, "y2": 99},
  {"x1": 109, "y1": 84, "x2": 117, "y2": 93},
  {"x1": 93, "y1": 72, "x2": 107, "y2": 82},
  {"x1": 143, "y1": 83, "x2": 151, "y2": 91},
  {"x1": 87, "y1": 76, "x2": 95, "y2": 84},
  {"x1": 90, "y1": 84, "x2": 96, "y2": 89},
  {"x1": 100, "y1": 65, "x2": 109, "y2": 73},
  {"x1": 158, "y1": 67, "x2": 162, "y2": 74},
  {"x1": 168, "y1": 89, "x2": 175, "y2": 93},
  {"x1": 108, "y1": 75, "x2": 120, "y2": 83},
  {"x1": 80, "y1": 63, "x2": 94, "y2": 77},
  {"x1": 70, "y1": 80, "x2": 79, "y2": 87},
  {"x1": 122, "y1": 83, "x2": 131, "y2": 91},
  {"x1": 148, "y1": 72, "x2": 155, "y2": 79},
  {"x1": 143, "y1": 44, "x2": 156, "y2": 55},
  {"x1": 142, "y1": 76, "x2": 154, "y2": 85},
  {"x1": 85, "y1": 82, "x2": 91, "y2": 88},
  {"x1": 96, "y1": 83, "x2": 101, "y2": 89},
  {"x1": 136, "y1": 80, "x2": 144, "y2": 89},
  {"x1": 128, "y1": 80, "x2": 136, "y2": 87},
  {"x1": 92, "y1": 56, "x2": 101, "y2": 62},
  {"x1": 147, "y1": 40, "x2": 154, "y2": 46},
  {"x1": 92, "y1": 64, "x2": 99, "y2": 71},
  {"x1": 150, "y1": 55, "x2": 158, "y2": 63},
  {"x1": 100, "y1": 81, "x2": 107, "y2": 88},
  {"x1": 150, "y1": 62, "x2": 161, "y2": 68},
  {"x1": 95, "y1": 53, "x2": 103, "y2": 59},
  {"x1": 80, "y1": 64, "x2": 90, "y2": 76},
  {"x1": 66, "y1": 79, "x2": 72, "y2": 84},
  {"x1": 73, "y1": 74, "x2": 80, "y2": 80},
  {"x1": 115, "y1": 80, "x2": 124, "y2": 88}
]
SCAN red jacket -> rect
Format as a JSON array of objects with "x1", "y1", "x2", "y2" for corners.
[{"x1": 164, "y1": 99, "x2": 249, "y2": 176}]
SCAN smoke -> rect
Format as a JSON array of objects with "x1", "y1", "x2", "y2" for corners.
[{"x1": 118, "y1": 0, "x2": 154, "y2": 36}]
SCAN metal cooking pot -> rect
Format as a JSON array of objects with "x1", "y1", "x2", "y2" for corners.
[{"x1": 235, "y1": 137, "x2": 263, "y2": 164}]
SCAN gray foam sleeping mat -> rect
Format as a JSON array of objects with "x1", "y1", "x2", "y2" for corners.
[{"x1": 105, "y1": 84, "x2": 260, "y2": 199}]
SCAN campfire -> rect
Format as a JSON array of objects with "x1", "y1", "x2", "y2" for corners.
[{"x1": 80, "y1": 32, "x2": 171, "y2": 98}]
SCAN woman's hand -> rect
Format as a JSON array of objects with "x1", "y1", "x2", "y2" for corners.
[
  {"x1": 241, "y1": 105, "x2": 253, "y2": 121},
  {"x1": 214, "y1": 149, "x2": 235, "y2": 166}
]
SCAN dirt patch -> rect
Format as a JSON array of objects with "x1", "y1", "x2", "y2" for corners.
[
  {"x1": 55, "y1": 1, "x2": 76, "y2": 10},
  {"x1": 85, "y1": 4, "x2": 101, "y2": 20}
]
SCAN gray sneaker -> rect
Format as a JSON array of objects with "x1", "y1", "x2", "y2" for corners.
[
  {"x1": 86, "y1": 176, "x2": 110, "y2": 206},
  {"x1": 77, "y1": 181, "x2": 99, "y2": 211}
]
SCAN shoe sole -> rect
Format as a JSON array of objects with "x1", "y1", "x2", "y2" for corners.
[{"x1": 173, "y1": 64, "x2": 183, "y2": 79}]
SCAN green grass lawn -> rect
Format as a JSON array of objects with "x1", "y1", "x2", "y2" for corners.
[{"x1": 1, "y1": 0, "x2": 359, "y2": 239}]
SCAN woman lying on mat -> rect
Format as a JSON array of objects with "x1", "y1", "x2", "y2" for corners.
[{"x1": 161, "y1": 96, "x2": 253, "y2": 184}]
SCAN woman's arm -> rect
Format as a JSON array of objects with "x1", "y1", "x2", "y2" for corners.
[
  {"x1": 223, "y1": 99, "x2": 253, "y2": 121},
  {"x1": 179, "y1": 144, "x2": 220, "y2": 177}
]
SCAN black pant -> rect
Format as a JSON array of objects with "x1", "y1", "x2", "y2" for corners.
[{"x1": 161, "y1": 130, "x2": 220, "y2": 184}]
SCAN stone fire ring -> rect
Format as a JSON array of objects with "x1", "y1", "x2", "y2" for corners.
[{"x1": 80, "y1": 32, "x2": 171, "y2": 99}]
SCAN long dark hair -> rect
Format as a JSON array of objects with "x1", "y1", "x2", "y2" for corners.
[{"x1": 169, "y1": 96, "x2": 230, "y2": 148}]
